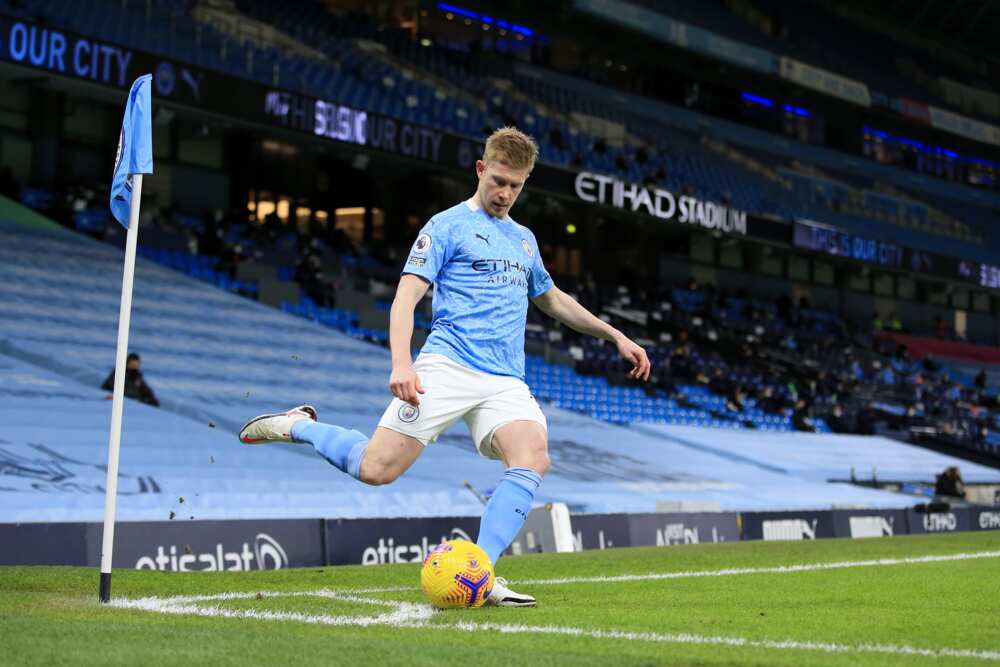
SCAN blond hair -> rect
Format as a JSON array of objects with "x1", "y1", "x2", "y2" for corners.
[{"x1": 483, "y1": 127, "x2": 538, "y2": 172}]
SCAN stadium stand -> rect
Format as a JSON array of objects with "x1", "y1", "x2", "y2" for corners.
[
  {"x1": 9, "y1": 159, "x2": 999, "y2": 464},
  {"x1": 7, "y1": 0, "x2": 998, "y2": 264},
  {"x1": 7, "y1": 214, "x2": 999, "y2": 523},
  {"x1": 621, "y1": 0, "x2": 995, "y2": 112},
  {"x1": 0, "y1": 0, "x2": 997, "y2": 508}
]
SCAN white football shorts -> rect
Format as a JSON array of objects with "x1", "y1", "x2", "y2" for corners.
[{"x1": 377, "y1": 353, "x2": 547, "y2": 459}]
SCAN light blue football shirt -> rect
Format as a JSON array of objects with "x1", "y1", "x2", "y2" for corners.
[{"x1": 402, "y1": 198, "x2": 553, "y2": 379}]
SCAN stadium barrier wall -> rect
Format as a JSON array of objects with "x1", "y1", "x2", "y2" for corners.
[
  {"x1": 740, "y1": 511, "x2": 838, "y2": 541},
  {"x1": 830, "y1": 509, "x2": 909, "y2": 539},
  {"x1": 1, "y1": 507, "x2": 997, "y2": 568},
  {"x1": 905, "y1": 508, "x2": 972, "y2": 535},
  {"x1": 0, "y1": 520, "x2": 324, "y2": 571},
  {"x1": 0, "y1": 522, "x2": 88, "y2": 566},
  {"x1": 96, "y1": 519, "x2": 326, "y2": 571},
  {"x1": 740, "y1": 508, "x2": 980, "y2": 540},
  {"x1": 571, "y1": 512, "x2": 741, "y2": 549},
  {"x1": 324, "y1": 516, "x2": 481, "y2": 566},
  {"x1": 974, "y1": 508, "x2": 1000, "y2": 530}
]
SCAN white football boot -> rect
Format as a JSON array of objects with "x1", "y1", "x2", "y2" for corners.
[
  {"x1": 487, "y1": 577, "x2": 536, "y2": 607},
  {"x1": 239, "y1": 405, "x2": 317, "y2": 444}
]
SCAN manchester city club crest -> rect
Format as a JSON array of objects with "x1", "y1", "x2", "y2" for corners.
[
  {"x1": 398, "y1": 403, "x2": 420, "y2": 423},
  {"x1": 522, "y1": 239, "x2": 533, "y2": 257}
]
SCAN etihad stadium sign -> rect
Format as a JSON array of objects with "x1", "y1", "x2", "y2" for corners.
[{"x1": 573, "y1": 171, "x2": 747, "y2": 235}]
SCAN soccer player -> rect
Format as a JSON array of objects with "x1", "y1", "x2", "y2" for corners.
[{"x1": 239, "y1": 128, "x2": 651, "y2": 606}]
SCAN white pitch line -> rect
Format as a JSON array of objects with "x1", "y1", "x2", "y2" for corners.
[
  {"x1": 110, "y1": 592, "x2": 433, "y2": 627},
  {"x1": 110, "y1": 590, "x2": 1000, "y2": 662},
  {"x1": 339, "y1": 550, "x2": 1000, "y2": 592},
  {"x1": 448, "y1": 621, "x2": 1000, "y2": 662},
  {"x1": 129, "y1": 589, "x2": 402, "y2": 607},
  {"x1": 108, "y1": 549, "x2": 1000, "y2": 608},
  {"x1": 270, "y1": 549, "x2": 1000, "y2": 595},
  {"x1": 520, "y1": 550, "x2": 1000, "y2": 586},
  {"x1": 160, "y1": 549, "x2": 1000, "y2": 598},
  {"x1": 335, "y1": 585, "x2": 415, "y2": 594}
]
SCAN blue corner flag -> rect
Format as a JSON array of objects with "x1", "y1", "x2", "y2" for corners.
[{"x1": 110, "y1": 74, "x2": 154, "y2": 227}]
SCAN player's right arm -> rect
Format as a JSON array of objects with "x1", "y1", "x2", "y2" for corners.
[{"x1": 388, "y1": 274, "x2": 431, "y2": 405}]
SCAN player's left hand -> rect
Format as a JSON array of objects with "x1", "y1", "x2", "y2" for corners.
[{"x1": 616, "y1": 336, "x2": 651, "y2": 381}]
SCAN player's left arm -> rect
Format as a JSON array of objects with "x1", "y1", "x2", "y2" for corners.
[{"x1": 532, "y1": 286, "x2": 651, "y2": 381}]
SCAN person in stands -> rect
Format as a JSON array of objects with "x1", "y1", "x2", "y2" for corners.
[
  {"x1": 934, "y1": 466, "x2": 965, "y2": 500},
  {"x1": 101, "y1": 352, "x2": 160, "y2": 407}
]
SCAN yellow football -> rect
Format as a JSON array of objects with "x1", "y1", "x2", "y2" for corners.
[{"x1": 420, "y1": 539, "x2": 494, "y2": 609}]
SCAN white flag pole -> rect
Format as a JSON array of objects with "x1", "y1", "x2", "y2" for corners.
[{"x1": 99, "y1": 173, "x2": 143, "y2": 603}]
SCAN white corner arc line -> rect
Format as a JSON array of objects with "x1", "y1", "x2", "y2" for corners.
[
  {"x1": 110, "y1": 591, "x2": 433, "y2": 627},
  {"x1": 520, "y1": 550, "x2": 1000, "y2": 586},
  {"x1": 125, "y1": 589, "x2": 404, "y2": 607}
]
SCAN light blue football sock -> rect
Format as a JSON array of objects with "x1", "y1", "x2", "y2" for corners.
[
  {"x1": 291, "y1": 420, "x2": 369, "y2": 480},
  {"x1": 476, "y1": 467, "x2": 542, "y2": 565}
]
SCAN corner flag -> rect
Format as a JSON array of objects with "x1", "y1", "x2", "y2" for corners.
[
  {"x1": 110, "y1": 74, "x2": 153, "y2": 227},
  {"x1": 100, "y1": 74, "x2": 153, "y2": 603}
]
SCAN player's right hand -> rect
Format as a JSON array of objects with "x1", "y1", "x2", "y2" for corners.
[{"x1": 389, "y1": 363, "x2": 426, "y2": 406}]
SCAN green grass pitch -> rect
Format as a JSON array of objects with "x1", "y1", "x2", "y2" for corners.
[{"x1": 2, "y1": 532, "x2": 998, "y2": 666}]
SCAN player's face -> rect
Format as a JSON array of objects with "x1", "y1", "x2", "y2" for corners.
[{"x1": 475, "y1": 160, "x2": 530, "y2": 219}]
